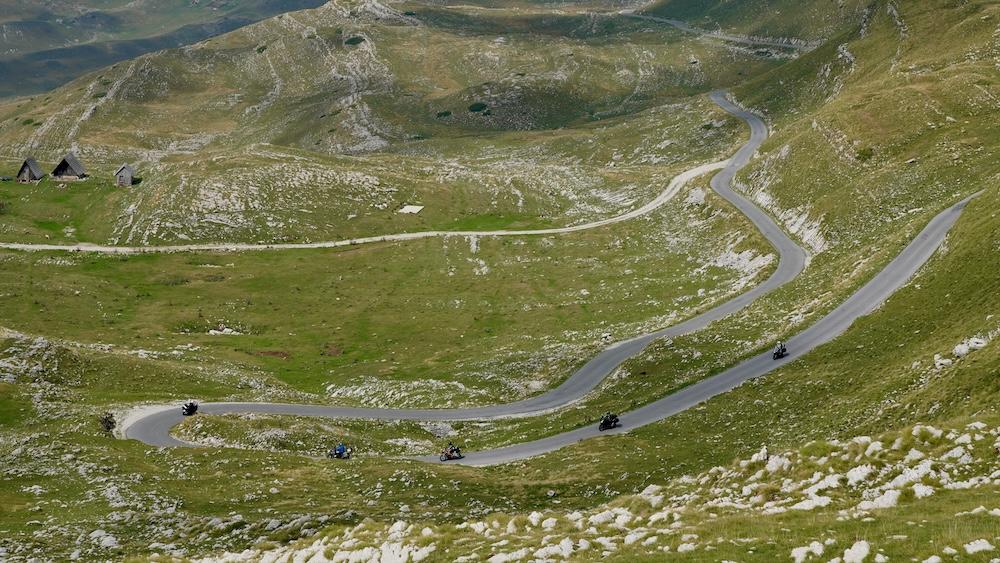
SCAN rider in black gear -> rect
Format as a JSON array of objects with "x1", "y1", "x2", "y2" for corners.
[
  {"x1": 600, "y1": 412, "x2": 619, "y2": 430},
  {"x1": 772, "y1": 340, "x2": 788, "y2": 360}
]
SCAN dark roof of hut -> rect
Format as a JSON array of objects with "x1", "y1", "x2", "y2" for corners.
[
  {"x1": 115, "y1": 164, "x2": 134, "y2": 176},
  {"x1": 54, "y1": 153, "x2": 87, "y2": 176},
  {"x1": 21, "y1": 157, "x2": 44, "y2": 178}
]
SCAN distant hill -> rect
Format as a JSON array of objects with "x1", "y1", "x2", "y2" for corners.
[
  {"x1": 0, "y1": 0, "x2": 327, "y2": 98},
  {"x1": 640, "y1": 0, "x2": 869, "y2": 41}
]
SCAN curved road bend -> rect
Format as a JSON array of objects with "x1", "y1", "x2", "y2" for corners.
[
  {"x1": 124, "y1": 92, "x2": 809, "y2": 447},
  {"x1": 123, "y1": 96, "x2": 979, "y2": 465}
]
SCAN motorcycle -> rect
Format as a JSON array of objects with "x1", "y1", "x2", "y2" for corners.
[
  {"x1": 327, "y1": 447, "x2": 353, "y2": 460},
  {"x1": 772, "y1": 342, "x2": 788, "y2": 360},
  {"x1": 598, "y1": 414, "x2": 620, "y2": 431},
  {"x1": 181, "y1": 401, "x2": 198, "y2": 416},
  {"x1": 439, "y1": 447, "x2": 464, "y2": 461}
]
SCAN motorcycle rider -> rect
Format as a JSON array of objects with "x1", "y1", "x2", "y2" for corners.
[
  {"x1": 335, "y1": 442, "x2": 347, "y2": 458},
  {"x1": 774, "y1": 340, "x2": 787, "y2": 357},
  {"x1": 447, "y1": 442, "x2": 461, "y2": 457}
]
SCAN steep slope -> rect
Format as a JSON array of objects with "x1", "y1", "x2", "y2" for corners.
[
  {"x1": 424, "y1": 0, "x2": 1000, "y2": 451},
  {"x1": 202, "y1": 418, "x2": 1000, "y2": 561}
]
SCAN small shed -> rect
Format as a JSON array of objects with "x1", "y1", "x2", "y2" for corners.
[
  {"x1": 115, "y1": 164, "x2": 134, "y2": 187},
  {"x1": 51, "y1": 153, "x2": 87, "y2": 180},
  {"x1": 17, "y1": 158, "x2": 45, "y2": 183}
]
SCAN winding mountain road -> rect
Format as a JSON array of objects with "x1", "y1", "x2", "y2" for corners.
[
  {"x1": 118, "y1": 92, "x2": 978, "y2": 467},
  {"x1": 122, "y1": 92, "x2": 800, "y2": 444}
]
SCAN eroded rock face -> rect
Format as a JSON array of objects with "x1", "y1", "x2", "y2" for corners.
[{"x1": 0, "y1": 335, "x2": 57, "y2": 384}]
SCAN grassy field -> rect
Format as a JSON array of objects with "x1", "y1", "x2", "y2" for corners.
[
  {"x1": 0, "y1": 166, "x2": 773, "y2": 406},
  {"x1": 197, "y1": 417, "x2": 1000, "y2": 562}
]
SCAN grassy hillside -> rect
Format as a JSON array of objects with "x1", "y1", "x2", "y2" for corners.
[
  {"x1": 1, "y1": 0, "x2": 999, "y2": 561},
  {"x1": 412, "y1": 0, "x2": 1000, "y2": 455},
  {"x1": 0, "y1": 0, "x2": 780, "y2": 245},
  {"x1": 200, "y1": 417, "x2": 1000, "y2": 562},
  {"x1": 0, "y1": 97, "x2": 744, "y2": 245}
]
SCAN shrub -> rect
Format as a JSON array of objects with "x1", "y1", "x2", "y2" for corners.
[
  {"x1": 856, "y1": 147, "x2": 875, "y2": 162},
  {"x1": 156, "y1": 274, "x2": 191, "y2": 286},
  {"x1": 99, "y1": 412, "x2": 116, "y2": 434}
]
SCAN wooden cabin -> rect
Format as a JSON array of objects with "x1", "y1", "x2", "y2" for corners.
[
  {"x1": 17, "y1": 158, "x2": 45, "y2": 183},
  {"x1": 51, "y1": 153, "x2": 87, "y2": 180},
  {"x1": 115, "y1": 164, "x2": 134, "y2": 187}
]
